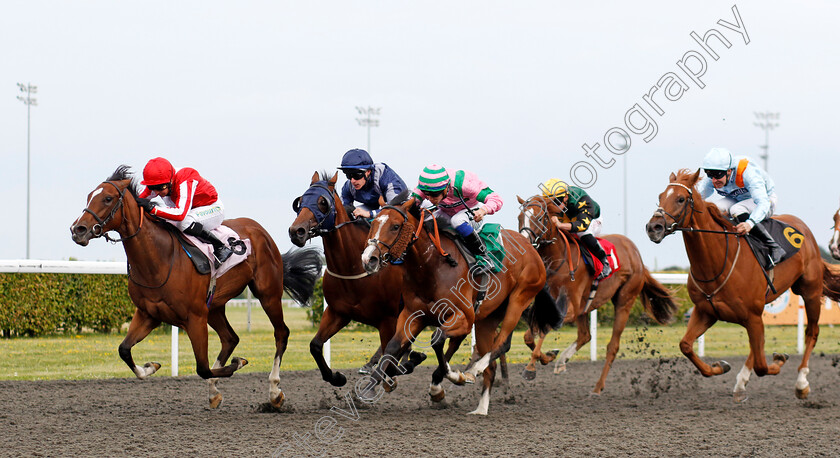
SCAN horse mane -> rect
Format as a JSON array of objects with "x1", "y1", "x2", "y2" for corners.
[
  {"x1": 108, "y1": 165, "x2": 141, "y2": 197},
  {"x1": 672, "y1": 168, "x2": 733, "y2": 229}
]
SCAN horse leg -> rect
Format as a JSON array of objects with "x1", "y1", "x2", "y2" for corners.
[
  {"x1": 260, "y1": 293, "x2": 291, "y2": 408},
  {"x1": 591, "y1": 299, "x2": 632, "y2": 395},
  {"x1": 794, "y1": 289, "x2": 822, "y2": 399},
  {"x1": 745, "y1": 314, "x2": 788, "y2": 378},
  {"x1": 309, "y1": 307, "x2": 351, "y2": 387},
  {"x1": 360, "y1": 313, "x2": 418, "y2": 402},
  {"x1": 523, "y1": 331, "x2": 547, "y2": 380},
  {"x1": 469, "y1": 359, "x2": 497, "y2": 416},
  {"x1": 185, "y1": 316, "x2": 246, "y2": 380},
  {"x1": 679, "y1": 308, "x2": 728, "y2": 376},
  {"x1": 118, "y1": 309, "x2": 162, "y2": 379},
  {"x1": 428, "y1": 332, "x2": 468, "y2": 402},
  {"x1": 733, "y1": 352, "x2": 755, "y2": 403},
  {"x1": 360, "y1": 347, "x2": 383, "y2": 375},
  {"x1": 467, "y1": 318, "x2": 498, "y2": 415},
  {"x1": 206, "y1": 308, "x2": 240, "y2": 409},
  {"x1": 554, "y1": 312, "x2": 590, "y2": 375},
  {"x1": 466, "y1": 297, "x2": 525, "y2": 382}
]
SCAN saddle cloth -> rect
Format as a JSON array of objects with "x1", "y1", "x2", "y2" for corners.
[
  {"x1": 437, "y1": 221, "x2": 506, "y2": 273},
  {"x1": 180, "y1": 225, "x2": 251, "y2": 278},
  {"x1": 578, "y1": 236, "x2": 620, "y2": 280},
  {"x1": 745, "y1": 218, "x2": 803, "y2": 270}
]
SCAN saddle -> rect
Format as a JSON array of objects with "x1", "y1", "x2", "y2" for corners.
[
  {"x1": 434, "y1": 220, "x2": 506, "y2": 273},
  {"x1": 575, "y1": 236, "x2": 620, "y2": 281},
  {"x1": 745, "y1": 218, "x2": 803, "y2": 271},
  {"x1": 167, "y1": 225, "x2": 249, "y2": 276}
]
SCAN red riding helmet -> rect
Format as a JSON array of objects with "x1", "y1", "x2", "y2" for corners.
[{"x1": 141, "y1": 157, "x2": 175, "y2": 186}]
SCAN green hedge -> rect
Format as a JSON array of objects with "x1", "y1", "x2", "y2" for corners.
[{"x1": 0, "y1": 273, "x2": 134, "y2": 337}]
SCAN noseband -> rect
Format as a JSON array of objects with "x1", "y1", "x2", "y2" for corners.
[
  {"x1": 366, "y1": 205, "x2": 416, "y2": 265},
  {"x1": 519, "y1": 197, "x2": 556, "y2": 248}
]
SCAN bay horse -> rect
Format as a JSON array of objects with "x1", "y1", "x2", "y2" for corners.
[
  {"x1": 70, "y1": 165, "x2": 322, "y2": 408},
  {"x1": 830, "y1": 204, "x2": 840, "y2": 260},
  {"x1": 517, "y1": 195, "x2": 679, "y2": 394},
  {"x1": 360, "y1": 197, "x2": 556, "y2": 415},
  {"x1": 646, "y1": 169, "x2": 840, "y2": 401},
  {"x1": 287, "y1": 171, "x2": 425, "y2": 388}
]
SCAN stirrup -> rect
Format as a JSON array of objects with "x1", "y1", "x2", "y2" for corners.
[
  {"x1": 596, "y1": 263, "x2": 612, "y2": 280},
  {"x1": 215, "y1": 246, "x2": 233, "y2": 263}
]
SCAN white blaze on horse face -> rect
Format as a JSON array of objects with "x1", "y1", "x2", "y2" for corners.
[
  {"x1": 362, "y1": 214, "x2": 390, "y2": 265},
  {"x1": 73, "y1": 187, "x2": 104, "y2": 226},
  {"x1": 520, "y1": 209, "x2": 534, "y2": 238},
  {"x1": 664, "y1": 188, "x2": 674, "y2": 200}
]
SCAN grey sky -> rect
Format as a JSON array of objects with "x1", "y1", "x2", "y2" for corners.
[{"x1": 2, "y1": 1, "x2": 838, "y2": 270}]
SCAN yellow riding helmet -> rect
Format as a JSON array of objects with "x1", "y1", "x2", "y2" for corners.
[{"x1": 541, "y1": 178, "x2": 569, "y2": 199}]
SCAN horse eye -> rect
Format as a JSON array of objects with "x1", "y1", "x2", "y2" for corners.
[
  {"x1": 103, "y1": 196, "x2": 113, "y2": 204},
  {"x1": 391, "y1": 224, "x2": 400, "y2": 231},
  {"x1": 677, "y1": 196, "x2": 686, "y2": 204}
]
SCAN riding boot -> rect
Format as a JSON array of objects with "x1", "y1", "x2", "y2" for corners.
[
  {"x1": 462, "y1": 231, "x2": 490, "y2": 274},
  {"x1": 580, "y1": 234, "x2": 611, "y2": 280},
  {"x1": 749, "y1": 222, "x2": 785, "y2": 266},
  {"x1": 184, "y1": 222, "x2": 234, "y2": 264}
]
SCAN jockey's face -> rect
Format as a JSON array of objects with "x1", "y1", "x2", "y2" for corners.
[
  {"x1": 148, "y1": 183, "x2": 171, "y2": 198},
  {"x1": 425, "y1": 185, "x2": 447, "y2": 205},
  {"x1": 346, "y1": 169, "x2": 370, "y2": 190},
  {"x1": 710, "y1": 170, "x2": 731, "y2": 189}
]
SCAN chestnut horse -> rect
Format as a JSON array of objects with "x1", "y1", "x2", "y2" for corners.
[
  {"x1": 360, "y1": 197, "x2": 554, "y2": 415},
  {"x1": 646, "y1": 169, "x2": 840, "y2": 401},
  {"x1": 288, "y1": 172, "x2": 425, "y2": 388},
  {"x1": 517, "y1": 195, "x2": 679, "y2": 394},
  {"x1": 70, "y1": 166, "x2": 322, "y2": 408},
  {"x1": 830, "y1": 204, "x2": 840, "y2": 260}
]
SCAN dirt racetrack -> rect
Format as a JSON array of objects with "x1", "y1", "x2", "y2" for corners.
[{"x1": 2, "y1": 354, "x2": 840, "y2": 457}]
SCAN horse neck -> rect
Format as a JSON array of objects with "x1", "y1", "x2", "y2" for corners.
[
  {"x1": 681, "y1": 203, "x2": 738, "y2": 280},
  {"x1": 404, "y1": 219, "x2": 449, "y2": 290},
  {"x1": 120, "y1": 201, "x2": 176, "y2": 277},
  {"x1": 322, "y1": 220, "x2": 368, "y2": 274}
]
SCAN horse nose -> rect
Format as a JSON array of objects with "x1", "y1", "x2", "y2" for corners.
[
  {"x1": 288, "y1": 226, "x2": 307, "y2": 247},
  {"x1": 363, "y1": 255, "x2": 380, "y2": 274},
  {"x1": 72, "y1": 224, "x2": 87, "y2": 236},
  {"x1": 646, "y1": 221, "x2": 664, "y2": 242}
]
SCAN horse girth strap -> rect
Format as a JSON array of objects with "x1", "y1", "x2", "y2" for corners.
[
  {"x1": 689, "y1": 239, "x2": 742, "y2": 305},
  {"x1": 416, "y1": 208, "x2": 450, "y2": 258}
]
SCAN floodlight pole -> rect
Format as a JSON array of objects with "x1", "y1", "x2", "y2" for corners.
[
  {"x1": 16, "y1": 83, "x2": 38, "y2": 259},
  {"x1": 355, "y1": 106, "x2": 381, "y2": 152},
  {"x1": 753, "y1": 111, "x2": 780, "y2": 172}
]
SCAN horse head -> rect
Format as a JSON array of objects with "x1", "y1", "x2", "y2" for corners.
[
  {"x1": 646, "y1": 169, "x2": 702, "y2": 243},
  {"x1": 71, "y1": 165, "x2": 139, "y2": 246},
  {"x1": 830, "y1": 206, "x2": 840, "y2": 260},
  {"x1": 361, "y1": 192, "x2": 416, "y2": 274},
  {"x1": 517, "y1": 195, "x2": 555, "y2": 247},
  {"x1": 288, "y1": 171, "x2": 343, "y2": 247}
]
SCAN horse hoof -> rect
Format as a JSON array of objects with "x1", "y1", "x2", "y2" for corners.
[
  {"x1": 463, "y1": 373, "x2": 476, "y2": 385},
  {"x1": 715, "y1": 360, "x2": 731, "y2": 374},
  {"x1": 231, "y1": 357, "x2": 249, "y2": 370},
  {"x1": 383, "y1": 378, "x2": 397, "y2": 393},
  {"x1": 543, "y1": 350, "x2": 559, "y2": 364},
  {"x1": 733, "y1": 389, "x2": 748, "y2": 403},
  {"x1": 430, "y1": 388, "x2": 445, "y2": 403},
  {"x1": 270, "y1": 391, "x2": 285, "y2": 409},
  {"x1": 588, "y1": 391, "x2": 602, "y2": 398},
  {"x1": 409, "y1": 351, "x2": 428, "y2": 365},
  {"x1": 553, "y1": 363, "x2": 567, "y2": 375},
  {"x1": 796, "y1": 385, "x2": 810, "y2": 400},
  {"x1": 144, "y1": 362, "x2": 162, "y2": 374},
  {"x1": 358, "y1": 365, "x2": 373, "y2": 375},
  {"x1": 467, "y1": 409, "x2": 488, "y2": 416},
  {"x1": 209, "y1": 393, "x2": 223, "y2": 409},
  {"x1": 522, "y1": 369, "x2": 537, "y2": 381},
  {"x1": 401, "y1": 362, "x2": 416, "y2": 375},
  {"x1": 331, "y1": 372, "x2": 347, "y2": 387},
  {"x1": 773, "y1": 352, "x2": 790, "y2": 364}
]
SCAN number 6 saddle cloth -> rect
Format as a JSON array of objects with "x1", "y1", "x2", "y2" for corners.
[{"x1": 746, "y1": 218, "x2": 804, "y2": 270}]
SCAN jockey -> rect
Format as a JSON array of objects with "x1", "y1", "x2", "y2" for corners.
[
  {"x1": 412, "y1": 164, "x2": 503, "y2": 272},
  {"x1": 699, "y1": 147, "x2": 784, "y2": 265},
  {"x1": 337, "y1": 149, "x2": 408, "y2": 219},
  {"x1": 137, "y1": 157, "x2": 233, "y2": 263},
  {"x1": 541, "y1": 178, "x2": 611, "y2": 280}
]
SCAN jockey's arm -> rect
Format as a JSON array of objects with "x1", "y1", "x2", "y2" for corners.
[
  {"x1": 697, "y1": 176, "x2": 715, "y2": 199},
  {"x1": 150, "y1": 179, "x2": 195, "y2": 221},
  {"x1": 743, "y1": 170, "x2": 772, "y2": 227}
]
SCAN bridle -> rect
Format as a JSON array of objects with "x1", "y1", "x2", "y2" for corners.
[
  {"x1": 83, "y1": 181, "x2": 143, "y2": 243},
  {"x1": 293, "y1": 183, "x2": 364, "y2": 240},
  {"x1": 519, "y1": 197, "x2": 556, "y2": 249},
  {"x1": 366, "y1": 204, "x2": 416, "y2": 265}
]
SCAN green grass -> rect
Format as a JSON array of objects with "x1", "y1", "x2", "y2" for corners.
[{"x1": 2, "y1": 305, "x2": 839, "y2": 380}]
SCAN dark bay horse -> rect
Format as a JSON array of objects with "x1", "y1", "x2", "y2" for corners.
[
  {"x1": 517, "y1": 195, "x2": 679, "y2": 394},
  {"x1": 830, "y1": 204, "x2": 840, "y2": 260},
  {"x1": 360, "y1": 197, "x2": 553, "y2": 415},
  {"x1": 646, "y1": 169, "x2": 840, "y2": 401},
  {"x1": 288, "y1": 172, "x2": 425, "y2": 388},
  {"x1": 70, "y1": 166, "x2": 322, "y2": 408}
]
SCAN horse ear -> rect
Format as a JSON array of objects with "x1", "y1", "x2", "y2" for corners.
[
  {"x1": 379, "y1": 195, "x2": 387, "y2": 207},
  {"x1": 669, "y1": 172, "x2": 677, "y2": 183},
  {"x1": 310, "y1": 171, "x2": 320, "y2": 185},
  {"x1": 690, "y1": 168, "x2": 702, "y2": 185},
  {"x1": 328, "y1": 172, "x2": 338, "y2": 188},
  {"x1": 401, "y1": 197, "x2": 416, "y2": 212},
  {"x1": 517, "y1": 195, "x2": 525, "y2": 205}
]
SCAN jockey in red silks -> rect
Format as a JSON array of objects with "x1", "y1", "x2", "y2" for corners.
[
  {"x1": 412, "y1": 164, "x2": 503, "y2": 273},
  {"x1": 137, "y1": 157, "x2": 233, "y2": 263}
]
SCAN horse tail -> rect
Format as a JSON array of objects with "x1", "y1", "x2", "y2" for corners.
[
  {"x1": 525, "y1": 284, "x2": 567, "y2": 335},
  {"x1": 822, "y1": 261, "x2": 840, "y2": 302},
  {"x1": 639, "y1": 268, "x2": 680, "y2": 325},
  {"x1": 281, "y1": 246, "x2": 324, "y2": 306}
]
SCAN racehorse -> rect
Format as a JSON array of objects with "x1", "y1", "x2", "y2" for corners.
[
  {"x1": 830, "y1": 204, "x2": 840, "y2": 260},
  {"x1": 70, "y1": 165, "x2": 322, "y2": 408},
  {"x1": 517, "y1": 195, "x2": 679, "y2": 394},
  {"x1": 360, "y1": 196, "x2": 557, "y2": 415},
  {"x1": 288, "y1": 171, "x2": 425, "y2": 388},
  {"x1": 646, "y1": 169, "x2": 840, "y2": 401}
]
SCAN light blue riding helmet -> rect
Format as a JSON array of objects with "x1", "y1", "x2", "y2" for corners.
[{"x1": 702, "y1": 147, "x2": 734, "y2": 171}]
